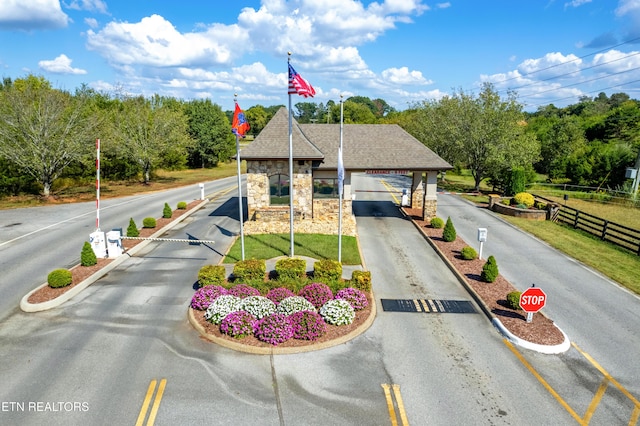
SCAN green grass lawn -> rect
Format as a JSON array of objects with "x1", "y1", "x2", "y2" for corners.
[{"x1": 224, "y1": 233, "x2": 362, "y2": 265}]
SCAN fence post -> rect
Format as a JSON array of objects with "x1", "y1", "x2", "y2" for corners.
[
  {"x1": 574, "y1": 211, "x2": 579, "y2": 229},
  {"x1": 601, "y1": 220, "x2": 608, "y2": 240}
]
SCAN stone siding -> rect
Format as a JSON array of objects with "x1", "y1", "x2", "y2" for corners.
[{"x1": 423, "y1": 198, "x2": 437, "y2": 221}]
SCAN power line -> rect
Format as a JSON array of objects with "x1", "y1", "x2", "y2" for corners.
[{"x1": 524, "y1": 78, "x2": 640, "y2": 109}]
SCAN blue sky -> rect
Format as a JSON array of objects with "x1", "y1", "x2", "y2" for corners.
[{"x1": 0, "y1": 0, "x2": 639, "y2": 112}]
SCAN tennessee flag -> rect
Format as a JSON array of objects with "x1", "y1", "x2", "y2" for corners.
[
  {"x1": 288, "y1": 63, "x2": 316, "y2": 98},
  {"x1": 232, "y1": 102, "x2": 250, "y2": 137}
]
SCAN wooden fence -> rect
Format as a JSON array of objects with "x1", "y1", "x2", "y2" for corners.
[{"x1": 534, "y1": 195, "x2": 640, "y2": 255}]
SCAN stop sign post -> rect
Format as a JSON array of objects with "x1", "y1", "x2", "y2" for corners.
[{"x1": 519, "y1": 285, "x2": 547, "y2": 323}]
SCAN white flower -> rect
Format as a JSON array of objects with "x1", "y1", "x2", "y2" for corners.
[
  {"x1": 239, "y1": 296, "x2": 276, "y2": 319},
  {"x1": 204, "y1": 295, "x2": 242, "y2": 324},
  {"x1": 319, "y1": 299, "x2": 355, "y2": 325},
  {"x1": 276, "y1": 296, "x2": 316, "y2": 315}
]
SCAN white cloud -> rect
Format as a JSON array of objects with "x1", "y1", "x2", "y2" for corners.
[
  {"x1": 615, "y1": 0, "x2": 640, "y2": 16},
  {"x1": 38, "y1": 54, "x2": 87, "y2": 74},
  {"x1": 517, "y1": 52, "x2": 582, "y2": 79},
  {"x1": 564, "y1": 0, "x2": 592, "y2": 8},
  {"x1": 84, "y1": 17, "x2": 98, "y2": 28},
  {"x1": 0, "y1": 0, "x2": 69, "y2": 31},
  {"x1": 381, "y1": 67, "x2": 431, "y2": 85},
  {"x1": 64, "y1": 0, "x2": 108, "y2": 14}
]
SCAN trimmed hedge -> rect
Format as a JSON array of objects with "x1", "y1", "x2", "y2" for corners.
[
  {"x1": 275, "y1": 257, "x2": 307, "y2": 281},
  {"x1": 351, "y1": 270, "x2": 371, "y2": 292},
  {"x1": 48, "y1": 269, "x2": 72, "y2": 288},
  {"x1": 430, "y1": 217, "x2": 444, "y2": 229},
  {"x1": 506, "y1": 291, "x2": 522, "y2": 310},
  {"x1": 233, "y1": 259, "x2": 266, "y2": 282},
  {"x1": 142, "y1": 217, "x2": 156, "y2": 228},
  {"x1": 198, "y1": 265, "x2": 227, "y2": 287},
  {"x1": 313, "y1": 259, "x2": 342, "y2": 282},
  {"x1": 460, "y1": 246, "x2": 477, "y2": 260},
  {"x1": 177, "y1": 201, "x2": 187, "y2": 210},
  {"x1": 513, "y1": 192, "x2": 535, "y2": 208}
]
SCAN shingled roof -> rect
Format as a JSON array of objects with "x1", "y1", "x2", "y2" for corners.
[{"x1": 240, "y1": 107, "x2": 452, "y2": 171}]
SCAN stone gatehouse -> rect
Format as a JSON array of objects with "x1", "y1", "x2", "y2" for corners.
[{"x1": 239, "y1": 107, "x2": 452, "y2": 236}]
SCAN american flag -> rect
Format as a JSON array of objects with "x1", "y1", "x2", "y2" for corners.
[{"x1": 288, "y1": 63, "x2": 315, "y2": 98}]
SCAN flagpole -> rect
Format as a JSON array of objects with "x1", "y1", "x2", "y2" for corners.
[
  {"x1": 338, "y1": 95, "x2": 344, "y2": 263},
  {"x1": 234, "y1": 95, "x2": 245, "y2": 261},
  {"x1": 288, "y1": 52, "x2": 295, "y2": 257}
]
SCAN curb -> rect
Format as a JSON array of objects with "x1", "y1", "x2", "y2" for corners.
[
  {"x1": 400, "y1": 208, "x2": 571, "y2": 354},
  {"x1": 20, "y1": 199, "x2": 210, "y2": 313}
]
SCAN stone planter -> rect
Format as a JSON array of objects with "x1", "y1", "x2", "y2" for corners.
[{"x1": 488, "y1": 194, "x2": 547, "y2": 221}]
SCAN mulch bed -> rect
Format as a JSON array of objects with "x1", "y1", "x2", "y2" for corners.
[
  {"x1": 404, "y1": 207, "x2": 565, "y2": 346},
  {"x1": 27, "y1": 200, "x2": 202, "y2": 305}
]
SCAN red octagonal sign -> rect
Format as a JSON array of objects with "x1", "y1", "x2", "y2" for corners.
[{"x1": 519, "y1": 287, "x2": 547, "y2": 313}]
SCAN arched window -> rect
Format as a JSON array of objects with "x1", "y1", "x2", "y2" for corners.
[{"x1": 269, "y1": 174, "x2": 290, "y2": 205}]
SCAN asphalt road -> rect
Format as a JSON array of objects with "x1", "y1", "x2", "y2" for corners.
[{"x1": 0, "y1": 173, "x2": 638, "y2": 425}]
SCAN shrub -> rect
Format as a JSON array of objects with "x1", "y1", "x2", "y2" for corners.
[
  {"x1": 266, "y1": 287, "x2": 296, "y2": 305},
  {"x1": 513, "y1": 192, "x2": 535, "y2": 208},
  {"x1": 506, "y1": 291, "x2": 522, "y2": 310},
  {"x1": 430, "y1": 217, "x2": 444, "y2": 229},
  {"x1": 350, "y1": 270, "x2": 371, "y2": 292},
  {"x1": 142, "y1": 217, "x2": 156, "y2": 228},
  {"x1": 299, "y1": 282, "x2": 333, "y2": 309},
  {"x1": 335, "y1": 287, "x2": 368, "y2": 310},
  {"x1": 313, "y1": 259, "x2": 342, "y2": 282},
  {"x1": 126, "y1": 218, "x2": 139, "y2": 237},
  {"x1": 276, "y1": 296, "x2": 316, "y2": 315},
  {"x1": 319, "y1": 299, "x2": 355, "y2": 325},
  {"x1": 80, "y1": 241, "x2": 97, "y2": 266},
  {"x1": 233, "y1": 259, "x2": 266, "y2": 282},
  {"x1": 238, "y1": 296, "x2": 276, "y2": 319},
  {"x1": 442, "y1": 216, "x2": 457, "y2": 242},
  {"x1": 220, "y1": 311, "x2": 256, "y2": 339},
  {"x1": 227, "y1": 284, "x2": 260, "y2": 298},
  {"x1": 506, "y1": 167, "x2": 526, "y2": 196},
  {"x1": 190, "y1": 285, "x2": 228, "y2": 310},
  {"x1": 481, "y1": 255, "x2": 499, "y2": 283},
  {"x1": 163, "y1": 202, "x2": 172, "y2": 218},
  {"x1": 254, "y1": 313, "x2": 294, "y2": 345},
  {"x1": 290, "y1": 311, "x2": 327, "y2": 341},
  {"x1": 177, "y1": 201, "x2": 188, "y2": 210},
  {"x1": 198, "y1": 265, "x2": 226, "y2": 287},
  {"x1": 47, "y1": 269, "x2": 72, "y2": 288},
  {"x1": 460, "y1": 246, "x2": 477, "y2": 260},
  {"x1": 204, "y1": 295, "x2": 242, "y2": 324},
  {"x1": 275, "y1": 257, "x2": 307, "y2": 280}
]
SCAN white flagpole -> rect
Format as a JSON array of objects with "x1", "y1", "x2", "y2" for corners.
[
  {"x1": 338, "y1": 96, "x2": 344, "y2": 263},
  {"x1": 234, "y1": 95, "x2": 245, "y2": 261},
  {"x1": 288, "y1": 53, "x2": 295, "y2": 257}
]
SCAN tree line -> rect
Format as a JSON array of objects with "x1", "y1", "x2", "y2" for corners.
[{"x1": 0, "y1": 74, "x2": 638, "y2": 198}]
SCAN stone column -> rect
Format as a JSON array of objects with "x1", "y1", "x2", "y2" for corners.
[
  {"x1": 411, "y1": 172, "x2": 424, "y2": 209},
  {"x1": 423, "y1": 170, "x2": 438, "y2": 221}
]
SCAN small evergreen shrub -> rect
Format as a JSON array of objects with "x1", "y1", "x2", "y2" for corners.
[
  {"x1": 142, "y1": 217, "x2": 156, "y2": 228},
  {"x1": 238, "y1": 296, "x2": 276, "y2": 319},
  {"x1": 126, "y1": 218, "x2": 139, "y2": 237},
  {"x1": 319, "y1": 299, "x2": 355, "y2": 325},
  {"x1": 190, "y1": 285, "x2": 228, "y2": 310},
  {"x1": 515, "y1": 203, "x2": 528, "y2": 209},
  {"x1": 47, "y1": 269, "x2": 72, "y2": 288},
  {"x1": 80, "y1": 241, "x2": 97, "y2": 266},
  {"x1": 276, "y1": 296, "x2": 317, "y2": 315},
  {"x1": 198, "y1": 265, "x2": 226, "y2": 287},
  {"x1": 442, "y1": 216, "x2": 457, "y2": 242},
  {"x1": 275, "y1": 257, "x2": 307, "y2": 280},
  {"x1": 289, "y1": 311, "x2": 327, "y2": 341},
  {"x1": 227, "y1": 284, "x2": 260, "y2": 298},
  {"x1": 254, "y1": 313, "x2": 294, "y2": 345},
  {"x1": 177, "y1": 201, "x2": 187, "y2": 209},
  {"x1": 266, "y1": 287, "x2": 296, "y2": 305},
  {"x1": 506, "y1": 167, "x2": 526, "y2": 196},
  {"x1": 233, "y1": 259, "x2": 266, "y2": 282},
  {"x1": 481, "y1": 255, "x2": 499, "y2": 283},
  {"x1": 430, "y1": 217, "x2": 444, "y2": 229},
  {"x1": 460, "y1": 246, "x2": 477, "y2": 260},
  {"x1": 163, "y1": 202, "x2": 172, "y2": 218},
  {"x1": 506, "y1": 291, "x2": 522, "y2": 310},
  {"x1": 220, "y1": 311, "x2": 256, "y2": 339},
  {"x1": 335, "y1": 287, "x2": 368, "y2": 310},
  {"x1": 204, "y1": 295, "x2": 242, "y2": 324},
  {"x1": 513, "y1": 192, "x2": 535, "y2": 208},
  {"x1": 299, "y1": 282, "x2": 333, "y2": 309},
  {"x1": 313, "y1": 259, "x2": 342, "y2": 282},
  {"x1": 350, "y1": 270, "x2": 371, "y2": 292}
]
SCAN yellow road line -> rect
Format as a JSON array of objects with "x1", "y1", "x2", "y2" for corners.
[
  {"x1": 380, "y1": 180, "x2": 401, "y2": 204},
  {"x1": 381, "y1": 384, "x2": 399, "y2": 426},
  {"x1": 147, "y1": 378, "x2": 167, "y2": 426},
  {"x1": 503, "y1": 340, "x2": 583, "y2": 424},
  {"x1": 583, "y1": 378, "x2": 609, "y2": 424},
  {"x1": 135, "y1": 379, "x2": 167, "y2": 426},
  {"x1": 392, "y1": 384, "x2": 410, "y2": 426}
]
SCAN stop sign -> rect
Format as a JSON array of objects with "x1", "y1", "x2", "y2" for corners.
[{"x1": 519, "y1": 287, "x2": 547, "y2": 313}]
